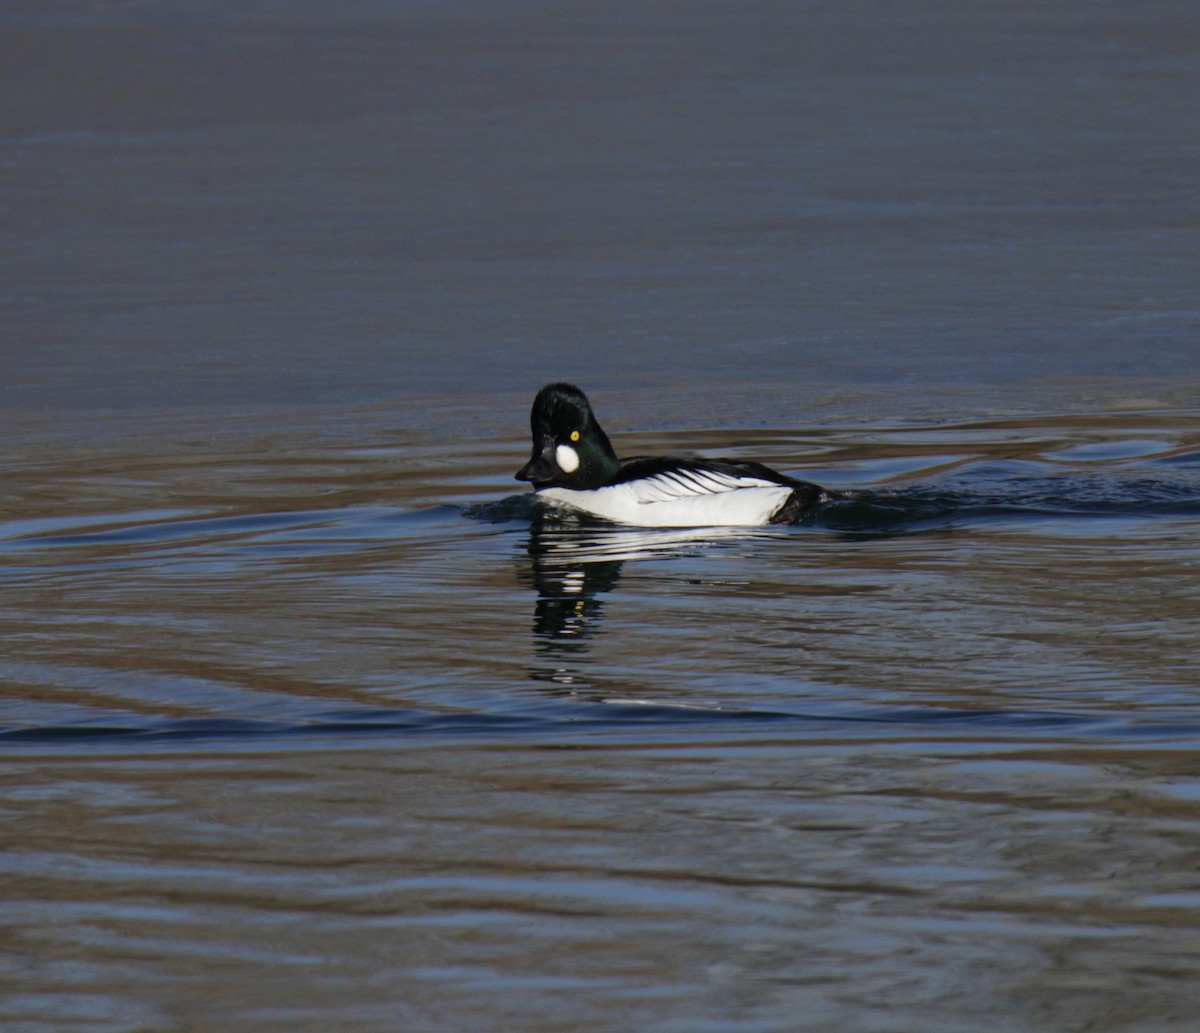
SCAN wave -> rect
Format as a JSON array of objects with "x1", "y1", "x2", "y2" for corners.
[
  {"x1": 470, "y1": 464, "x2": 1200, "y2": 535},
  {"x1": 4, "y1": 697, "x2": 1191, "y2": 749}
]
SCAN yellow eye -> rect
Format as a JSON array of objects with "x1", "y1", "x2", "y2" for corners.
[{"x1": 570, "y1": 430, "x2": 580, "y2": 442}]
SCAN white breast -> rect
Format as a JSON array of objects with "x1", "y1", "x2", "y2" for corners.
[{"x1": 537, "y1": 469, "x2": 794, "y2": 527}]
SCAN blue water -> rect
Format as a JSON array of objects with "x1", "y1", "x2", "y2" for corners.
[
  {"x1": 4, "y1": 0, "x2": 1200, "y2": 1029},
  {"x1": 4, "y1": 414, "x2": 1200, "y2": 1033},
  {"x1": 5, "y1": 424, "x2": 1199, "y2": 745}
]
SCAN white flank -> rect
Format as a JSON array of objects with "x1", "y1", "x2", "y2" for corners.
[
  {"x1": 555, "y1": 443, "x2": 580, "y2": 473},
  {"x1": 538, "y1": 469, "x2": 794, "y2": 527}
]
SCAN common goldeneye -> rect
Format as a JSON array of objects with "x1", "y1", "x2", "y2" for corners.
[{"x1": 515, "y1": 383, "x2": 828, "y2": 527}]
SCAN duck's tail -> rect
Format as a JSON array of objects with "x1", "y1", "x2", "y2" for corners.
[{"x1": 769, "y1": 480, "x2": 837, "y2": 524}]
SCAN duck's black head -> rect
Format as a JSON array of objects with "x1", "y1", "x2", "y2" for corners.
[{"x1": 515, "y1": 383, "x2": 620, "y2": 489}]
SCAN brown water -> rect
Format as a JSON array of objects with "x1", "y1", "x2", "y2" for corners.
[{"x1": 4, "y1": 2, "x2": 1200, "y2": 1031}]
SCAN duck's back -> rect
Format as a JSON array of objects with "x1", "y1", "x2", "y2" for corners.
[{"x1": 536, "y1": 457, "x2": 822, "y2": 527}]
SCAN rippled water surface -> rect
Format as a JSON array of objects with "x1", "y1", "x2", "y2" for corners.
[
  {"x1": 5, "y1": 0, "x2": 1200, "y2": 1030},
  {"x1": 4, "y1": 409, "x2": 1200, "y2": 1032}
]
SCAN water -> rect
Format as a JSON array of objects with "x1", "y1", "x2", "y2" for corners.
[
  {"x1": 4, "y1": 1, "x2": 1200, "y2": 1031},
  {"x1": 4, "y1": 410, "x2": 1200, "y2": 1031}
]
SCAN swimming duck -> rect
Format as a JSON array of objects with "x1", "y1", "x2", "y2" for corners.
[{"x1": 515, "y1": 383, "x2": 827, "y2": 527}]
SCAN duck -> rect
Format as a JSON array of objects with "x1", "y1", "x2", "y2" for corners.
[{"x1": 515, "y1": 383, "x2": 829, "y2": 527}]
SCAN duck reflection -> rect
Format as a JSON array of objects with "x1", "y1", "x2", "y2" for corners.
[
  {"x1": 519, "y1": 513, "x2": 625, "y2": 649},
  {"x1": 518, "y1": 511, "x2": 771, "y2": 686}
]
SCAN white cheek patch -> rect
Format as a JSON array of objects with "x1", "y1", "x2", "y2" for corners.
[{"x1": 555, "y1": 443, "x2": 580, "y2": 473}]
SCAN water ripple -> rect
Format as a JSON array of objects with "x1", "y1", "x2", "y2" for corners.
[{"x1": 3, "y1": 698, "x2": 1194, "y2": 751}]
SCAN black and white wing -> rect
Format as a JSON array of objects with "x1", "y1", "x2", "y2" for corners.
[{"x1": 612, "y1": 457, "x2": 800, "y2": 504}]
